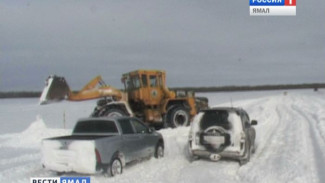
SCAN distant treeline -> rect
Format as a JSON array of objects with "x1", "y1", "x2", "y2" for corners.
[
  {"x1": 171, "y1": 83, "x2": 325, "y2": 93},
  {"x1": 0, "y1": 91, "x2": 41, "y2": 99},
  {"x1": 0, "y1": 83, "x2": 324, "y2": 98}
]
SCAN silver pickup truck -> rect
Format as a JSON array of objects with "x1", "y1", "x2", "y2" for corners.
[{"x1": 42, "y1": 117, "x2": 164, "y2": 176}]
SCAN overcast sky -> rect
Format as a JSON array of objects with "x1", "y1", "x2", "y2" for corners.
[{"x1": 1, "y1": 0, "x2": 324, "y2": 91}]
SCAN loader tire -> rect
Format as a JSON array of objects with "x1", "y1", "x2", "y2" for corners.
[
  {"x1": 103, "y1": 108, "x2": 126, "y2": 118},
  {"x1": 167, "y1": 106, "x2": 190, "y2": 128}
]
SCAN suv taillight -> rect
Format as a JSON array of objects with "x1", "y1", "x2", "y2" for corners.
[{"x1": 240, "y1": 132, "x2": 246, "y2": 150}]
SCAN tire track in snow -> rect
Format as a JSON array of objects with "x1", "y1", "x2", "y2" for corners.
[
  {"x1": 238, "y1": 95, "x2": 318, "y2": 183},
  {"x1": 284, "y1": 100, "x2": 318, "y2": 182},
  {"x1": 291, "y1": 101, "x2": 325, "y2": 183},
  {"x1": 298, "y1": 95, "x2": 325, "y2": 144}
]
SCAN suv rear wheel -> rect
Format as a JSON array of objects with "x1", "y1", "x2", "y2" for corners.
[{"x1": 239, "y1": 140, "x2": 251, "y2": 166}]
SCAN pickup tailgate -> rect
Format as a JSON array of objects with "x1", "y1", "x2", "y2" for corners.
[{"x1": 41, "y1": 135, "x2": 113, "y2": 174}]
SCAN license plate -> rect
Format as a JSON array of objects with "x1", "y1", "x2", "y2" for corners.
[{"x1": 210, "y1": 153, "x2": 221, "y2": 161}]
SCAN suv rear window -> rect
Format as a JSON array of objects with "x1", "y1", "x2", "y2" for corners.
[
  {"x1": 200, "y1": 110, "x2": 230, "y2": 130},
  {"x1": 73, "y1": 120, "x2": 118, "y2": 134}
]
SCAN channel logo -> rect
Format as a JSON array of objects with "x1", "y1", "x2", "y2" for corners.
[
  {"x1": 30, "y1": 177, "x2": 90, "y2": 183},
  {"x1": 250, "y1": 0, "x2": 296, "y2": 16}
]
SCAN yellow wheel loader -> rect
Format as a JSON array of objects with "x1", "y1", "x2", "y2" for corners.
[{"x1": 40, "y1": 70, "x2": 208, "y2": 128}]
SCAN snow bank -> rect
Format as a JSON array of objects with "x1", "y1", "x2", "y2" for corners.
[
  {"x1": 159, "y1": 127, "x2": 190, "y2": 157},
  {"x1": 42, "y1": 140, "x2": 97, "y2": 174},
  {"x1": 2, "y1": 115, "x2": 70, "y2": 148}
]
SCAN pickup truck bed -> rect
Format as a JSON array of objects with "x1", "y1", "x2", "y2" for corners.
[{"x1": 42, "y1": 136, "x2": 114, "y2": 174}]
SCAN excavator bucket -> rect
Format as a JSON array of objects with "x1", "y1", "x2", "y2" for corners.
[
  {"x1": 39, "y1": 75, "x2": 70, "y2": 105},
  {"x1": 40, "y1": 75, "x2": 124, "y2": 105}
]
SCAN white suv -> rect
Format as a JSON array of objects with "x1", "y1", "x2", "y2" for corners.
[{"x1": 188, "y1": 107, "x2": 257, "y2": 165}]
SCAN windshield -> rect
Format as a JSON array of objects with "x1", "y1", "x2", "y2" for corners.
[
  {"x1": 73, "y1": 120, "x2": 118, "y2": 134},
  {"x1": 124, "y1": 75, "x2": 141, "y2": 90},
  {"x1": 200, "y1": 110, "x2": 231, "y2": 130}
]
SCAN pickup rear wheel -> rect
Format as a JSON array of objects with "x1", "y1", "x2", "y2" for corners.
[
  {"x1": 109, "y1": 157, "x2": 123, "y2": 176},
  {"x1": 154, "y1": 143, "x2": 164, "y2": 158}
]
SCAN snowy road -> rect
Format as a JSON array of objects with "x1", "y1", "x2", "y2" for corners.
[{"x1": 0, "y1": 90, "x2": 324, "y2": 183}]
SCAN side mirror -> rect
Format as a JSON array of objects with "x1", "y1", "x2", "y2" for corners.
[
  {"x1": 251, "y1": 120, "x2": 258, "y2": 125},
  {"x1": 148, "y1": 127, "x2": 155, "y2": 133}
]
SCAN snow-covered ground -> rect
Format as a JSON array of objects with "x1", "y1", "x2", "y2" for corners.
[{"x1": 1, "y1": 89, "x2": 325, "y2": 183}]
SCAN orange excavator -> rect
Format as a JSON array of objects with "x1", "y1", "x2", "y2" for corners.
[{"x1": 40, "y1": 70, "x2": 208, "y2": 128}]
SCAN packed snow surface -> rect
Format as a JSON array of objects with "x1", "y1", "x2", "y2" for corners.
[{"x1": 0, "y1": 89, "x2": 325, "y2": 183}]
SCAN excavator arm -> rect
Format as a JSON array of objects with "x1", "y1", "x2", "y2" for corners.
[{"x1": 39, "y1": 75, "x2": 123, "y2": 105}]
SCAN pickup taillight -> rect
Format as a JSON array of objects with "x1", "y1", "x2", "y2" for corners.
[{"x1": 95, "y1": 148, "x2": 102, "y2": 163}]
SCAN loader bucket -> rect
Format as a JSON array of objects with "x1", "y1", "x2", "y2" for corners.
[{"x1": 39, "y1": 75, "x2": 70, "y2": 105}]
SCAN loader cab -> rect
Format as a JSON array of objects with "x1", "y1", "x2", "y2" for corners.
[{"x1": 121, "y1": 70, "x2": 165, "y2": 107}]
